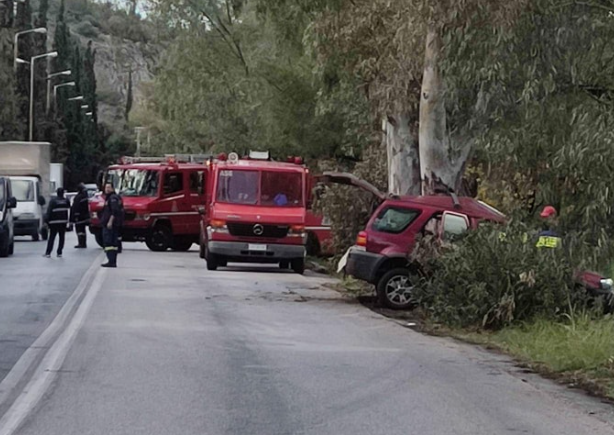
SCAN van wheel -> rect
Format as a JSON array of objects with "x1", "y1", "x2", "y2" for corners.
[
  {"x1": 279, "y1": 260, "x2": 290, "y2": 270},
  {"x1": 8, "y1": 240, "x2": 14, "y2": 256},
  {"x1": 41, "y1": 227, "x2": 48, "y2": 241},
  {"x1": 32, "y1": 232, "x2": 39, "y2": 242},
  {"x1": 291, "y1": 258, "x2": 305, "y2": 275},
  {"x1": 376, "y1": 268, "x2": 417, "y2": 310},
  {"x1": 0, "y1": 237, "x2": 9, "y2": 258},
  {"x1": 146, "y1": 224, "x2": 171, "y2": 252}
]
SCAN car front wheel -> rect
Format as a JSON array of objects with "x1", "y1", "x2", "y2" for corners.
[{"x1": 376, "y1": 268, "x2": 417, "y2": 310}]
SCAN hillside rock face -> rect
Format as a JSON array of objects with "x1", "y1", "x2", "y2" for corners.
[{"x1": 73, "y1": 31, "x2": 160, "y2": 131}]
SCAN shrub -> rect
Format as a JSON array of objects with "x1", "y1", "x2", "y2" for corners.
[
  {"x1": 74, "y1": 21, "x2": 99, "y2": 39},
  {"x1": 412, "y1": 222, "x2": 591, "y2": 330}
]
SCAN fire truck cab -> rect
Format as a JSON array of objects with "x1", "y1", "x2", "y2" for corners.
[
  {"x1": 90, "y1": 155, "x2": 209, "y2": 252},
  {"x1": 200, "y1": 152, "x2": 309, "y2": 274}
]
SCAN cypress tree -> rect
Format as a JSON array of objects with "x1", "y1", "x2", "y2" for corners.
[
  {"x1": 0, "y1": 1, "x2": 21, "y2": 139},
  {"x1": 14, "y1": 0, "x2": 32, "y2": 140},
  {"x1": 125, "y1": 69, "x2": 132, "y2": 121}
]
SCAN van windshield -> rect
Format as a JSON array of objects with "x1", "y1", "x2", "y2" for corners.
[
  {"x1": 216, "y1": 170, "x2": 303, "y2": 207},
  {"x1": 12, "y1": 180, "x2": 34, "y2": 202}
]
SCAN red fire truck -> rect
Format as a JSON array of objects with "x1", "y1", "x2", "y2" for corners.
[
  {"x1": 90, "y1": 155, "x2": 210, "y2": 252},
  {"x1": 199, "y1": 152, "x2": 310, "y2": 273}
]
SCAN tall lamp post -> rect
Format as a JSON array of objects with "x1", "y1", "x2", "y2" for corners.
[
  {"x1": 14, "y1": 27, "x2": 47, "y2": 71},
  {"x1": 29, "y1": 51, "x2": 57, "y2": 141},
  {"x1": 46, "y1": 70, "x2": 71, "y2": 113},
  {"x1": 53, "y1": 82, "x2": 75, "y2": 112}
]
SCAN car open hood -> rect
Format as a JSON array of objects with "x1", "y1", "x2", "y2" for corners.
[
  {"x1": 212, "y1": 203, "x2": 305, "y2": 225},
  {"x1": 314, "y1": 172, "x2": 386, "y2": 201}
]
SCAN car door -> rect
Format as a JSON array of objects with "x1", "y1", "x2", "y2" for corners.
[
  {"x1": 186, "y1": 169, "x2": 207, "y2": 235},
  {"x1": 440, "y1": 211, "x2": 470, "y2": 243},
  {"x1": 162, "y1": 171, "x2": 188, "y2": 234}
]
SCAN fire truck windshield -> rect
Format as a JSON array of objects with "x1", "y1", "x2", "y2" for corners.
[
  {"x1": 120, "y1": 169, "x2": 159, "y2": 197},
  {"x1": 106, "y1": 169, "x2": 159, "y2": 197},
  {"x1": 217, "y1": 169, "x2": 303, "y2": 207}
]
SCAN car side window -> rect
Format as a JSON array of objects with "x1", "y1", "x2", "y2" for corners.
[
  {"x1": 442, "y1": 212, "x2": 469, "y2": 241},
  {"x1": 163, "y1": 172, "x2": 184, "y2": 196},
  {"x1": 372, "y1": 207, "x2": 419, "y2": 234}
]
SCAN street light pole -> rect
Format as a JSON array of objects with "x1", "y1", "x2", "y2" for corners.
[
  {"x1": 53, "y1": 81, "x2": 75, "y2": 112},
  {"x1": 46, "y1": 70, "x2": 71, "y2": 114},
  {"x1": 29, "y1": 51, "x2": 57, "y2": 141},
  {"x1": 14, "y1": 27, "x2": 47, "y2": 72}
]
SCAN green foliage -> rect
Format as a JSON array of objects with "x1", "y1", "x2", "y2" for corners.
[
  {"x1": 74, "y1": 20, "x2": 99, "y2": 38},
  {"x1": 412, "y1": 223, "x2": 592, "y2": 330}
]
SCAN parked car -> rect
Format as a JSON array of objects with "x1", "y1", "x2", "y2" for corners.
[
  {"x1": 0, "y1": 177, "x2": 17, "y2": 257},
  {"x1": 321, "y1": 172, "x2": 612, "y2": 310}
]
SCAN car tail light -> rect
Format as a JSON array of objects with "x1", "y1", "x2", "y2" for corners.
[{"x1": 356, "y1": 231, "x2": 368, "y2": 247}]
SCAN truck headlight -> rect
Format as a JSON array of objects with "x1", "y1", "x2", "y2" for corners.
[{"x1": 600, "y1": 278, "x2": 613, "y2": 291}]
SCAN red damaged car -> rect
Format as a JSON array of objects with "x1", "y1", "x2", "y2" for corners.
[{"x1": 320, "y1": 173, "x2": 613, "y2": 310}]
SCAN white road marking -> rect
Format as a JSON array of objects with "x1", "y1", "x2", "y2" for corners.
[
  {"x1": 0, "y1": 253, "x2": 103, "y2": 411},
  {"x1": 0, "y1": 266, "x2": 107, "y2": 435}
]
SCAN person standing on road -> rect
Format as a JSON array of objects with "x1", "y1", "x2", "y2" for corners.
[
  {"x1": 44, "y1": 188, "x2": 71, "y2": 258},
  {"x1": 100, "y1": 183, "x2": 122, "y2": 268},
  {"x1": 70, "y1": 183, "x2": 91, "y2": 249}
]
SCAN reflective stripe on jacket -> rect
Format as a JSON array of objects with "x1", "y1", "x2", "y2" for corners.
[{"x1": 46, "y1": 197, "x2": 71, "y2": 226}]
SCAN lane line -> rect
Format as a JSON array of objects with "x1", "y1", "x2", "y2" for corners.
[
  {"x1": 0, "y1": 265, "x2": 107, "y2": 435},
  {"x1": 0, "y1": 253, "x2": 103, "y2": 411}
]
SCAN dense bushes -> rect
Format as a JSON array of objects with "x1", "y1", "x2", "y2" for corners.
[{"x1": 412, "y1": 223, "x2": 593, "y2": 330}]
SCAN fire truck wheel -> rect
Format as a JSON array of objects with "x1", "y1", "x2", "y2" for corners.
[
  {"x1": 291, "y1": 258, "x2": 305, "y2": 275},
  {"x1": 146, "y1": 224, "x2": 172, "y2": 252},
  {"x1": 206, "y1": 252, "x2": 219, "y2": 271},
  {"x1": 306, "y1": 232, "x2": 321, "y2": 257},
  {"x1": 279, "y1": 260, "x2": 290, "y2": 270},
  {"x1": 171, "y1": 240, "x2": 193, "y2": 251}
]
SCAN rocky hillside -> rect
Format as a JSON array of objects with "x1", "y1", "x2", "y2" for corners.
[{"x1": 45, "y1": 0, "x2": 162, "y2": 136}]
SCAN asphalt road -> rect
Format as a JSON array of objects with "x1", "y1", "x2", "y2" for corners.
[
  {"x1": 0, "y1": 234, "x2": 100, "y2": 385},
  {"x1": 1, "y1": 241, "x2": 614, "y2": 434}
]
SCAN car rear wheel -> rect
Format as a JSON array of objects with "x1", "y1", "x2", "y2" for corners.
[
  {"x1": 291, "y1": 258, "x2": 305, "y2": 275},
  {"x1": 205, "y1": 250, "x2": 218, "y2": 271},
  {"x1": 377, "y1": 268, "x2": 417, "y2": 310},
  {"x1": 146, "y1": 224, "x2": 172, "y2": 252}
]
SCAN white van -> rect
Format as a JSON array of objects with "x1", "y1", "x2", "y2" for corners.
[{"x1": 11, "y1": 176, "x2": 48, "y2": 241}]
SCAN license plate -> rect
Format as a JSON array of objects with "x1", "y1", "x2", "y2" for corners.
[{"x1": 248, "y1": 244, "x2": 267, "y2": 252}]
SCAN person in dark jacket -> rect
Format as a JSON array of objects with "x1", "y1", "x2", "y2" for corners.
[
  {"x1": 44, "y1": 188, "x2": 71, "y2": 258},
  {"x1": 100, "y1": 183, "x2": 123, "y2": 268},
  {"x1": 70, "y1": 183, "x2": 91, "y2": 249}
]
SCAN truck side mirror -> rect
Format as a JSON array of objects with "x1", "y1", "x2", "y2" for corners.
[
  {"x1": 197, "y1": 206, "x2": 206, "y2": 215},
  {"x1": 8, "y1": 197, "x2": 17, "y2": 209},
  {"x1": 37, "y1": 195, "x2": 46, "y2": 206}
]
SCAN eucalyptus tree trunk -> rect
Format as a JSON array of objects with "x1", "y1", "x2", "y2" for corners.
[
  {"x1": 419, "y1": 26, "x2": 470, "y2": 195},
  {"x1": 384, "y1": 115, "x2": 421, "y2": 196}
]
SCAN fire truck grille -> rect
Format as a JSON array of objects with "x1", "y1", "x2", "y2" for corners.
[
  {"x1": 124, "y1": 211, "x2": 137, "y2": 222},
  {"x1": 227, "y1": 223, "x2": 289, "y2": 238}
]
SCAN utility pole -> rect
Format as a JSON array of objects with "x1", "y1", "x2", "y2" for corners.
[{"x1": 135, "y1": 127, "x2": 145, "y2": 157}]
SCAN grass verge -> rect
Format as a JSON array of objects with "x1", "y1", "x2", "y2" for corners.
[{"x1": 448, "y1": 313, "x2": 614, "y2": 399}]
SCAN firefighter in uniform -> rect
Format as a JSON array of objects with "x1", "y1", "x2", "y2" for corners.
[
  {"x1": 70, "y1": 183, "x2": 91, "y2": 249},
  {"x1": 101, "y1": 183, "x2": 122, "y2": 268},
  {"x1": 44, "y1": 188, "x2": 71, "y2": 258}
]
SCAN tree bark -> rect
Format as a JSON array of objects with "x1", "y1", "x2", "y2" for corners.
[
  {"x1": 419, "y1": 26, "x2": 470, "y2": 195},
  {"x1": 384, "y1": 114, "x2": 421, "y2": 196}
]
